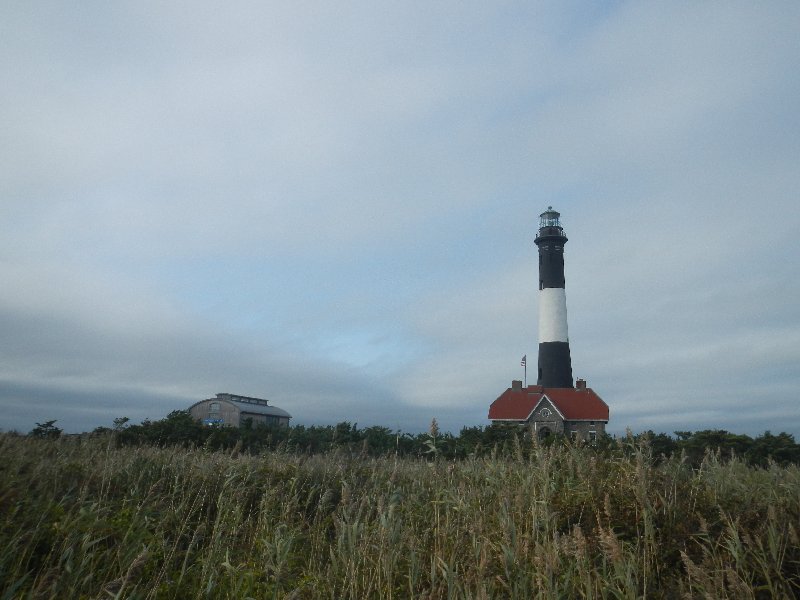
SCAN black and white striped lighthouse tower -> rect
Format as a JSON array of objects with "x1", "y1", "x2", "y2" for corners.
[{"x1": 534, "y1": 207, "x2": 574, "y2": 388}]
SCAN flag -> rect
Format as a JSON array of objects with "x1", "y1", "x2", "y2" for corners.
[{"x1": 521, "y1": 355, "x2": 526, "y2": 367}]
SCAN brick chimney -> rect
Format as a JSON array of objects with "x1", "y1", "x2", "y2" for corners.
[
  {"x1": 576, "y1": 378, "x2": 587, "y2": 391},
  {"x1": 512, "y1": 380, "x2": 523, "y2": 391}
]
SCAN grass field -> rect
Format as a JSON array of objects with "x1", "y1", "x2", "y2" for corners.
[{"x1": 1, "y1": 432, "x2": 798, "y2": 599}]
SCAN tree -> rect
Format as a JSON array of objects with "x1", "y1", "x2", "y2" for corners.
[
  {"x1": 746, "y1": 431, "x2": 800, "y2": 466},
  {"x1": 674, "y1": 430, "x2": 753, "y2": 466},
  {"x1": 362, "y1": 426, "x2": 394, "y2": 455},
  {"x1": 456, "y1": 425, "x2": 485, "y2": 457},
  {"x1": 638, "y1": 430, "x2": 677, "y2": 461},
  {"x1": 30, "y1": 420, "x2": 63, "y2": 439},
  {"x1": 155, "y1": 410, "x2": 205, "y2": 446}
]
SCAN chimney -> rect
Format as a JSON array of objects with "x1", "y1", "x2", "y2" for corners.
[
  {"x1": 576, "y1": 378, "x2": 586, "y2": 391},
  {"x1": 511, "y1": 380, "x2": 523, "y2": 391}
]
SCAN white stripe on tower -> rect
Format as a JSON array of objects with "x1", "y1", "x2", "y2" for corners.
[{"x1": 538, "y1": 287, "x2": 569, "y2": 343}]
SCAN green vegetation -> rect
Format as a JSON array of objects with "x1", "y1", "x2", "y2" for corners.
[
  {"x1": 65, "y1": 410, "x2": 800, "y2": 467},
  {"x1": 28, "y1": 420, "x2": 63, "y2": 440},
  {"x1": 1, "y1": 426, "x2": 799, "y2": 598}
]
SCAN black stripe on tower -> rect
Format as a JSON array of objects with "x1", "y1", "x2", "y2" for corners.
[
  {"x1": 537, "y1": 230, "x2": 566, "y2": 289},
  {"x1": 537, "y1": 342, "x2": 573, "y2": 388},
  {"x1": 534, "y1": 207, "x2": 573, "y2": 388}
]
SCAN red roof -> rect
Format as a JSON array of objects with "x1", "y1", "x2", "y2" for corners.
[{"x1": 488, "y1": 385, "x2": 609, "y2": 422}]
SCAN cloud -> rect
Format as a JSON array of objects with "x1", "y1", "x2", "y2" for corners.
[{"x1": 1, "y1": 1, "x2": 799, "y2": 437}]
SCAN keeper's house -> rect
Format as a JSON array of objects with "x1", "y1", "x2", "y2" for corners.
[
  {"x1": 189, "y1": 393, "x2": 291, "y2": 428},
  {"x1": 488, "y1": 379, "x2": 608, "y2": 442}
]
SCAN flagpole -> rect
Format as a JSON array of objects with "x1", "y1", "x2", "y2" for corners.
[{"x1": 521, "y1": 355, "x2": 527, "y2": 388}]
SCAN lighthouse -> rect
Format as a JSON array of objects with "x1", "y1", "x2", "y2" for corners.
[
  {"x1": 488, "y1": 207, "x2": 609, "y2": 435},
  {"x1": 534, "y1": 207, "x2": 573, "y2": 388}
]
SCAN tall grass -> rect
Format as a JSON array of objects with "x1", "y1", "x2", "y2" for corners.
[{"x1": 1, "y1": 432, "x2": 798, "y2": 598}]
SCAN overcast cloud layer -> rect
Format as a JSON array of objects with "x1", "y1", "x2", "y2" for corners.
[{"x1": 2, "y1": 2, "x2": 799, "y2": 436}]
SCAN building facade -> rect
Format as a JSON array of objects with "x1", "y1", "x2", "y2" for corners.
[
  {"x1": 488, "y1": 379, "x2": 608, "y2": 441},
  {"x1": 189, "y1": 393, "x2": 291, "y2": 428}
]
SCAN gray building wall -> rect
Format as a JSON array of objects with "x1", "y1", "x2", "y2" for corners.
[
  {"x1": 189, "y1": 398, "x2": 290, "y2": 428},
  {"x1": 189, "y1": 398, "x2": 239, "y2": 426},
  {"x1": 526, "y1": 397, "x2": 606, "y2": 441},
  {"x1": 527, "y1": 397, "x2": 565, "y2": 437},
  {"x1": 562, "y1": 420, "x2": 606, "y2": 442},
  {"x1": 238, "y1": 410, "x2": 289, "y2": 428}
]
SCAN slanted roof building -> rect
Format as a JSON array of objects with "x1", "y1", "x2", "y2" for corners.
[
  {"x1": 489, "y1": 379, "x2": 608, "y2": 441},
  {"x1": 189, "y1": 393, "x2": 291, "y2": 428}
]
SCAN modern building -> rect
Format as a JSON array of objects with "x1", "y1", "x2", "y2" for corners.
[
  {"x1": 189, "y1": 393, "x2": 291, "y2": 428},
  {"x1": 490, "y1": 207, "x2": 609, "y2": 436},
  {"x1": 489, "y1": 379, "x2": 608, "y2": 441}
]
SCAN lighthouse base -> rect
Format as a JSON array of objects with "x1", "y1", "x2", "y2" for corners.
[{"x1": 537, "y1": 342, "x2": 573, "y2": 388}]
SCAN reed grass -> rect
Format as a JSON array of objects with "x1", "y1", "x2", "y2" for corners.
[{"x1": 0, "y1": 432, "x2": 798, "y2": 598}]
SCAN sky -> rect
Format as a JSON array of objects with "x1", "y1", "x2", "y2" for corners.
[{"x1": 2, "y1": 1, "x2": 799, "y2": 437}]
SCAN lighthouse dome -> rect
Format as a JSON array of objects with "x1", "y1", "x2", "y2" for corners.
[{"x1": 539, "y1": 206, "x2": 562, "y2": 229}]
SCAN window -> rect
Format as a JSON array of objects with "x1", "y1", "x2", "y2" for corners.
[
  {"x1": 570, "y1": 430, "x2": 578, "y2": 441},
  {"x1": 210, "y1": 402, "x2": 220, "y2": 411},
  {"x1": 589, "y1": 431, "x2": 597, "y2": 443}
]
